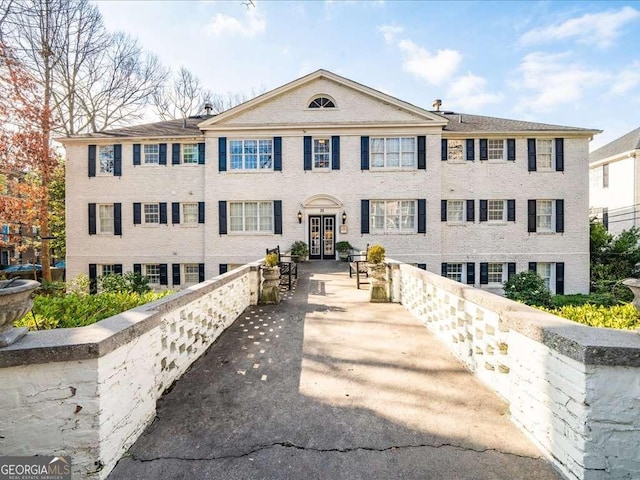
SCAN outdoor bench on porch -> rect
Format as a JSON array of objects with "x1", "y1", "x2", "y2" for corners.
[
  {"x1": 348, "y1": 244, "x2": 369, "y2": 289},
  {"x1": 265, "y1": 245, "x2": 297, "y2": 290}
]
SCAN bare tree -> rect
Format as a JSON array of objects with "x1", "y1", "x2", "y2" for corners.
[
  {"x1": 153, "y1": 66, "x2": 210, "y2": 121},
  {"x1": 207, "y1": 86, "x2": 265, "y2": 114}
]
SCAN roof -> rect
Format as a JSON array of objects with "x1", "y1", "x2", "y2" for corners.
[
  {"x1": 589, "y1": 126, "x2": 640, "y2": 163},
  {"x1": 437, "y1": 112, "x2": 599, "y2": 134}
]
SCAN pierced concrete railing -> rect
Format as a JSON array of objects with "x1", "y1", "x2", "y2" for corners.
[
  {"x1": 393, "y1": 263, "x2": 640, "y2": 480},
  {"x1": 0, "y1": 262, "x2": 262, "y2": 479}
]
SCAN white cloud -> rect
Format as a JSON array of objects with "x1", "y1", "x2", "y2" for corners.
[
  {"x1": 206, "y1": 8, "x2": 266, "y2": 37},
  {"x1": 609, "y1": 63, "x2": 640, "y2": 96},
  {"x1": 445, "y1": 74, "x2": 503, "y2": 111},
  {"x1": 397, "y1": 39, "x2": 461, "y2": 86},
  {"x1": 520, "y1": 6, "x2": 640, "y2": 48},
  {"x1": 378, "y1": 25, "x2": 403, "y2": 45}
]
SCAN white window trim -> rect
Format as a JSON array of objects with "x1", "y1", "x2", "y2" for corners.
[
  {"x1": 97, "y1": 204, "x2": 114, "y2": 234},
  {"x1": 99, "y1": 264, "x2": 117, "y2": 277},
  {"x1": 307, "y1": 95, "x2": 337, "y2": 109},
  {"x1": 487, "y1": 262, "x2": 507, "y2": 286},
  {"x1": 181, "y1": 203, "x2": 199, "y2": 226},
  {"x1": 313, "y1": 137, "x2": 331, "y2": 170},
  {"x1": 602, "y1": 164, "x2": 609, "y2": 188},
  {"x1": 446, "y1": 263, "x2": 465, "y2": 283},
  {"x1": 229, "y1": 201, "x2": 274, "y2": 234},
  {"x1": 229, "y1": 139, "x2": 274, "y2": 172},
  {"x1": 487, "y1": 139, "x2": 506, "y2": 162},
  {"x1": 370, "y1": 137, "x2": 417, "y2": 170},
  {"x1": 183, "y1": 263, "x2": 200, "y2": 284},
  {"x1": 143, "y1": 203, "x2": 160, "y2": 226},
  {"x1": 142, "y1": 143, "x2": 160, "y2": 165},
  {"x1": 536, "y1": 200, "x2": 555, "y2": 232},
  {"x1": 447, "y1": 139, "x2": 466, "y2": 163},
  {"x1": 144, "y1": 264, "x2": 161, "y2": 285},
  {"x1": 97, "y1": 145, "x2": 115, "y2": 176},
  {"x1": 447, "y1": 200, "x2": 465, "y2": 223},
  {"x1": 370, "y1": 199, "x2": 418, "y2": 234},
  {"x1": 537, "y1": 262, "x2": 556, "y2": 294},
  {"x1": 487, "y1": 200, "x2": 507, "y2": 223},
  {"x1": 536, "y1": 139, "x2": 554, "y2": 170},
  {"x1": 182, "y1": 143, "x2": 199, "y2": 165}
]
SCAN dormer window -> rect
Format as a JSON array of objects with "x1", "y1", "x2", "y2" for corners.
[{"x1": 308, "y1": 96, "x2": 336, "y2": 109}]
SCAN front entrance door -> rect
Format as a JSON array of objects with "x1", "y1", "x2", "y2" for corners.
[{"x1": 309, "y1": 215, "x2": 335, "y2": 260}]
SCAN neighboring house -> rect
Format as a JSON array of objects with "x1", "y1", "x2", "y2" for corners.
[
  {"x1": 589, "y1": 127, "x2": 640, "y2": 234},
  {"x1": 58, "y1": 70, "x2": 599, "y2": 295}
]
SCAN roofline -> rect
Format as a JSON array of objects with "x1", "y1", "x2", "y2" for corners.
[
  {"x1": 443, "y1": 129, "x2": 601, "y2": 137},
  {"x1": 589, "y1": 148, "x2": 640, "y2": 167},
  {"x1": 56, "y1": 133, "x2": 204, "y2": 144}
]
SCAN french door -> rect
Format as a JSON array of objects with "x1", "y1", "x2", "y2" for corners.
[{"x1": 308, "y1": 215, "x2": 335, "y2": 260}]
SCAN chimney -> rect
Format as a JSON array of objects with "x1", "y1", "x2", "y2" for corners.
[
  {"x1": 432, "y1": 99, "x2": 442, "y2": 112},
  {"x1": 204, "y1": 102, "x2": 213, "y2": 115}
]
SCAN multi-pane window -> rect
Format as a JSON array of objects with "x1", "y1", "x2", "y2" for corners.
[
  {"x1": 144, "y1": 203, "x2": 160, "y2": 225},
  {"x1": 182, "y1": 203, "x2": 198, "y2": 225},
  {"x1": 487, "y1": 263, "x2": 505, "y2": 284},
  {"x1": 313, "y1": 138, "x2": 330, "y2": 169},
  {"x1": 144, "y1": 264, "x2": 160, "y2": 284},
  {"x1": 488, "y1": 200, "x2": 505, "y2": 221},
  {"x1": 371, "y1": 200, "x2": 416, "y2": 233},
  {"x1": 371, "y1": 137, "x2": 416, "y2": 168},
  {"x1": 182, "y1": 144, "x2": 198, "y2": 164},
  {"x1": 229, "y1": 139, "x2": 273, "y2": 170},
  {"x1": 98, "y1": 204, "x2": 114, "y2": 233},
  {"x1": 308, "y1": 97, "x2": 335, "y2": 108},
  {"x1": 446, "y1": 263, "x2": 463, "y2": 282},
  {"x1": 536, "y1": 139, "x2": 553, "y2": 169},
  {"x1": 98, "y1": 145, "x2": 114, "y2": 175},
  {"x1": 488, "y1": 139, "x2": 504, "y2": 160},
  {"x1": 447, "y1": 140, "x2": 464, "y2": 161},
  {"x1": 603, "y1": 164, "x2": 609, "y2": 188},
  {"x1": 99, "y1": 264, "x2": 117, "y2": 276},
  {"x1": 143, "y1": 144, "x2": 159, "y2": 164},
  {"x1": 447, "y1": 200, "x2": 464, "y2": 222},
  {"x1": 537, "y1": 200, "x2": 554, "y2": 231},
  {"x1": 184, "y1": 264, "x2": 200, "y2": 284},
  {"x1": 537, "y1": 263, "x2": 553, "y2": 291},
  {"x1": 229, "y1": 201, "x2": 273, "y2": 232}
]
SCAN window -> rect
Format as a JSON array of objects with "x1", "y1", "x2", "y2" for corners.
[
  {"x1": 182, "y1": 144, "x2": 198, "y2": 164},
  {"x1": 488, "y1": 139, "x2": 504, "y2": 160},
  {"x1": 229, "y1": 201, "x2": 273, "y2": 233},
  {"x1": 99, "y1": 264, "x2": 117, "y2": 277},
  {"x1": 182, "y1": 203, "x2": 198, "y2": 225},
  {"x1": 487, "y1": 263, "x2": 505, "y2": 284},
  {"x1": 447, "y1": 200, "x2": 464, "y2": 222},
  {"x1": 536, "y1": 139, "x2": 553, "y2": 169},
  {"x1": 98, "y1": 204, "x2": 114, "y2": 234},
  {"x1": 143, "y1": 144, "x2": 159, "y2": 164},
  {"x1": 229, "y1": 140, "x2": 273, "y2": 170},
  {"x1": 537, "y1": 263, "x2": 553, "y2": 291},
  {"x1": 144, "y1": 264, "x2": 160, "y2": 284},
  {"x1": 144, "y1": 203, "x2": 160, "y2": 225},
  {"x1": 447, "y1": 140, "x2": 464, "y2": 161},
  {"x1": 98, "y1": 145, "x2": 114, "y2": 175},
  {"x1": 313, "y1": 138, "x2": 331, "y2": 169},
  {"x1": 536, "y1": 200, "x2": 554, "y2": 231},
  {"x1": 308, "y1": 96, "x2": 335, "y2": 108},
  {"x1": 371, "y1": 137, "x2": 416, "y2": 168},
  {"x1": 603, "y1": 164, "x2": 609, "y2": 188},
  {"x1": 589, "y1": 167, "x2": 603, "y2": 190},
  {"x1": 184, "y1": 264, "x2": 200, "y2": 284},
  {"x1": 446, "y1": 263, "x2": 463, "y2": 282},
  {"x1": 370, "y1": 200, "x2": 416, "y2": 233},
  {"x1": 488, "y1": 200, "x2": 505, "y2": 222}
]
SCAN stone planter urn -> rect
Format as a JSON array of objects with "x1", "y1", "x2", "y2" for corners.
[
  {"x1": 367, "y1": 263, "x2": 389, "y2": 303},
  {"x1": 623, "y1": 278, "x2": 640, "y2": 311},
  {"x1": 260, "y1": 266, "x2": 282, "y2": 305},
  {"x1": 0, "y1": 278, "x2": 40, "y2": 347}
]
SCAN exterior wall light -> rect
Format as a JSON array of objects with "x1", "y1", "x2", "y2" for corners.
[
  {"x1": 342, "y1": 211, "x2": 347, "y2": 224},
  {"x1": 297, "y1": 211, "x2": 303, "y2": 223}
]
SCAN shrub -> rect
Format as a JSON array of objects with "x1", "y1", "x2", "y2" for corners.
[
  {"x1": 550, "y1": 293, "x2": 619, "y2": 308},
  {"x1": 265, "y1": 253, "x2": 279, "y2": 267},
  {"x1": 367, "y1": 244, "x2": 385, "y2": 264},
  {"x1": 290, "y1": 241, "x2": 309, "y2": 257},
  {"x1": 335, "y1": 241, "x2": 352, "y2": 253},
  {"x1": 503, "y1": 271, "x2": 551, "y2": 307},
  {"x1": 538, "y1": 303, "x2": 640, "y2": 330},
  {"x1": 99, "y1": 272, "x2": 150, "y2": 294}
]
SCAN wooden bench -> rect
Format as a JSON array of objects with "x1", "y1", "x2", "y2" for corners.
[
  {"x1": 348, "y1": 244, "x2": 370, "y2": 289},
  {"x1": 266, "y1": 245, "x2": 298, "y2": 290}
]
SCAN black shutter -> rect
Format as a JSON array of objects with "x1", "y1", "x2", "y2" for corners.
[
  {"x1": 159, "y1": 264, "x2": 168, "y2": 286},
  {"x1": 198, "y1": 142, "x2": 205, "y2": 165},
  {"x1": 159, "y1": 202, "x2": 167, "y2": 224},
  {"x1": 441, "y1": 263, "x2": 447, "y2": 277},
  {"x1": 172, "y1": 143, "x2": 181, "y2": 165},
  {"x1": 528, "y1": 139, "x2": 536, "y2": 171},
  {"x1": 172, "y1": 263, "x2": 180, "y2": 285},
  {"x1": 466, "y1": 139, "x2": 474, "y2": 161},
  {"x1": 555, "y1": 138, "x2": 564, "y2": 172},
  {"x1": 441, "y1": 139, "x2": 447, "y2": 161},
  {"x1": 218, "y1": 201, "x2": 227, "y2": 234},
  {"x1": 89, "y1": 264, "x2": 97, "y2": 294},
  {"x1": 114, "y1": 203, "x2": 122, "y2": 236},
  {"x1": 507, "y1": 139, "x2": 515, "y2": 161},
  {"x1": 172, "y1": 202, "x2": 180, "y2": 224},
  {"x1": 417, "y1": 264, "x2": 426, "y2": 270},
  {"x1": 480, "y1": 262, "x2": 489, "y2": 284},
  {"x1": 479, "y1": 200, "x2": 488, "y2": 222},
  {"x1": 303, "y1": 136, "x2": 312, "y2": 171},
  {"x1": 114, "y1": 264, "x2": 123, "y2": 275},
  {"x1": 603, "y1": 208, "x2": 609, "y2": 230},
  {"x1": 361, "y1": 136, "x2": 369, "y2": 170},
  {"x1": 417, "y1": 135, "x2": 426, "y2": 169},
  {"x1": 218, "y1": 137, "x2": 227, "y2": 171},
  {"x1": 332, "y1": 136, "x2": 340, "y2": 170},
  {"x1": 219, "y1": 264, "x2": 228, "y2": 275},
  {"x1": 134, "y1": 264, "x2": 142, "y2": 275},
  {"x1": 556, "y1": 199, "x2": 564, "y2": 233},
  {"x1": 479, "y1": 139, "x2": 488, "y2": 161},
  {"x1": 361, "y1": 199, "x2": 369, "y2": 234},
  {"x1": 508, "y1": 262, "x2": 516, "y2": 280},
  {"x1": 133, "y1": 203, "x2": 141, "y2": 225},
  {"x1": 88, "y1": 145, "x2": 96, "y2": 177},
  {"x1": 529, "y1": 262, "x2": 537, "y2": 272},
  {"x1": 198, "y1": 263, "x2": 205, "y2": 283},
  {"x1": 441, "y1": 200, "x2": 447, "y2": 222},
  {"x1": 528, "y1": 200, "x2": 536, "y2": 232},
  {"x1": 417, "y1": 199, "x2": 426, "y2": 233},
  {"x1": 88, "y1": 203, "x2": 96, "y2": 235},
  {"x1": 467, "y1": 263, "x2": 475, "y2": 284},
  {"x1": 507, "y1": 199, "x2": 516, "y2": 222},
  {"x1": 159, "y1": 143, "x2": 167, "y2": 165},
  {"x1": 133, "y1": 144, "x2": 141, "y2": 166},
  {"x1": 274, "y1": 137, "x2": 282, "y2": 171},
  {"x1": 198, "y1": 202, "x2": 205, "y2": 224},
  {"x1": 274, "y1": 200, "x2": 282, "y2": 234},
  {"x1": 114, "y1": 145, "x2": 122, "y2": 176},
  {"x1": 556, "y1": 263, "x2": 565, "y2": 295},
  {"x1": 466, "y1": 200, "x2": 475, "y2": 222}
]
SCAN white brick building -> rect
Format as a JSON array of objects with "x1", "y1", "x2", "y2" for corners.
[{"x1": 59, "y1": 70, "x2": 598, "y2": 294}]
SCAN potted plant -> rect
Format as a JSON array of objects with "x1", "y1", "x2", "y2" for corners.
[
  {"x1": 335, "y1": 241, "x2": 353, "y2": 261},
  {"x1": 290, "y1": 241, "x2": 309, "y2": 263},
  {"x1": 366, "y1": 244, "x2": 388, "y2": 302},
  {"x1": 260, "y1": 253, "x2": 281, "y2": 304}
]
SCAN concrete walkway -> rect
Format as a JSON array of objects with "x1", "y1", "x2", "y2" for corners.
[{"x1": 109, "y1": 262, "x2": 562, "y2": 480}]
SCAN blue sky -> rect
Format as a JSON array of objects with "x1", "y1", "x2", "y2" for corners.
[{"x1": 95, "y1": 0, "x2": 640, "y2": 150}]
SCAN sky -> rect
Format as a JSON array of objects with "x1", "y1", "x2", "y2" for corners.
[{"x1": 95, "y1": 0, "x2": 640, "y2": 151}]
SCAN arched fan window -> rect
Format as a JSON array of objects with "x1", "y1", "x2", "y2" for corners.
[{"x1": 308, "y1": 96, "x2": 336, "y2": 109}]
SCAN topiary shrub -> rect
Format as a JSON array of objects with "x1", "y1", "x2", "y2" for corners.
[
  {"x1": 367, "y1": 244, "x2": 386, "y2": 264},
  {"x1": 503, "y1": 271, "x2": 551, "y2": 307},
  {"x1": 265, "y1": 253, "x2": 279, "y2": 267}
]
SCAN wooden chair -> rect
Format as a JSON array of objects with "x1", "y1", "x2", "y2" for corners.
[
  {"x1": 348, "y1": 244, "x2": 370, "y2": 289},
  {"x1": 265, "y1": 245, "x2": 298, "y2": 290}
]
